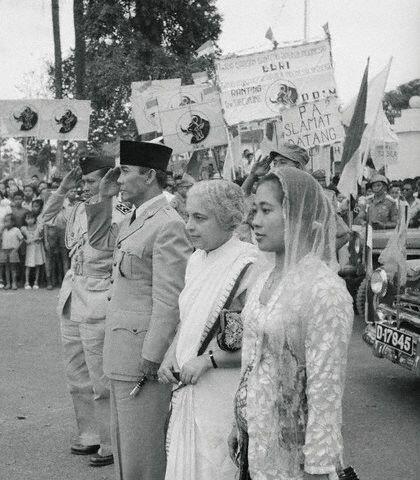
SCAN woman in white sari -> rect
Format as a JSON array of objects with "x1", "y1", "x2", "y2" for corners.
[
  {"x1": 229, "y1": 167, "x2": 354, "y2": 480},
  {"x1": 158, "y1": 180, "x2": 261, "y2": 480}
]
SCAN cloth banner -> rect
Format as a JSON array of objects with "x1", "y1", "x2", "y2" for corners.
[
  {"x1": 131, "y1": 81, "x2": 208, "y2": 135},
  {"x1": 131, "y1": 78, "x2": 182, "y2": 135},
  {"x1": 278, "y1": 97, "x2": 344, "y2": 149},
  {"x1": 215, "y1": 38, "x2": 336, "y2": 125},
  {"x1": 160, "y1": 98, "x2": 227, "y2": 154},
  {"x1": 0, "y1": 99, "x2": 91, "y2": 140}
]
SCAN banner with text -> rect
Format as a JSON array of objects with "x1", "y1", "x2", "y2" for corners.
[
  {"x1": 278, "y1": 98, "x2": 344, "y2": 149},
  {"x1": 160, "y1": 98, "x2": 227, "y2": 154},
  {"x1": 215, "y1": 39, "x2": 336, "y2": 125},
  {"x1": 0, "y1": 99, "x2": 91, "y2": 140}
]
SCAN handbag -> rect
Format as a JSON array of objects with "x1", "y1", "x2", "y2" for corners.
[{"x1": 197, "y1": 262, "x2": 252, "y2": 356}]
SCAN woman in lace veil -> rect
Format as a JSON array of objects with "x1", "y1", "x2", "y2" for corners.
[{"x1": 229, "y1": 167, "x2": 354, "y2": 480}]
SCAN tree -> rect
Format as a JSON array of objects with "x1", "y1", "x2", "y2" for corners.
[
  {"x1": 51, "y1": 0, "x2": 64, "y2": 173},
  {"x1": 50, "y1": 0, "x2": 222, "y2": 150},
  {"x1": 383, "y1": 78, "x2": 420, "y2": 123}
]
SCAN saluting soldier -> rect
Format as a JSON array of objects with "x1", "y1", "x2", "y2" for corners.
[
  {"x1": 355, "y1": 173, "x2": 398, "y2": 229},
  {"x1": 41, "y1": 154, "x2": 124, "y2": 467},
  {"x1": 85, "y1": 140, "x2": 192, "y2": 480}
]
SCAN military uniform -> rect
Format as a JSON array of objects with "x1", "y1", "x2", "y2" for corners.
[
  {"x1": 42, "y1": 190, "x2": 127, "y2": 456},
  {"x1": 355, "y1": 193, "x2": 398, "y2": 229},
  {"x1": 86, "y1": 194, "x2": 192, "y2": 480}
]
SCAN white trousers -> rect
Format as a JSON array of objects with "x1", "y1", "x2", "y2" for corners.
[{"x1": 60, "y1": 297, "x2": 111, "y2": 455}]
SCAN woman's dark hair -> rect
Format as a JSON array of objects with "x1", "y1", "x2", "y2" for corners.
[
  {"x1": 258, "y1": 173, "x2": 285, "y2": 204},
  {"x1": 32, "y1": 198, "x2": 44, "y2": 211},
  {"x1": 13, "y1": 190, "x2": 24, "y2": 199}
]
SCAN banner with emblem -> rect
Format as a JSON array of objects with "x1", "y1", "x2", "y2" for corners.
[
  {"x1": 130, "y1": 79, "x2": 182, "y2": 135},
  {"x1": 215, "y1": 38, "x2": 336, "y2": 125},
  {"x1": 160, "y1": 97, "x2": 227, "y2": 154},
  {"x1": 0, "y1": 99, "x2": 91, "y2": 140}
]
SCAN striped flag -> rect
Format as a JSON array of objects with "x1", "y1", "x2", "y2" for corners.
[
  {"x1": 337, "y1": 59, "x2": 369, "y2": 198},
  {"x1": 195, "y1": 40, "x2": 216, "y2": 58}
]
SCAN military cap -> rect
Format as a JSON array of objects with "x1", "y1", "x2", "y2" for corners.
[
  {"x1": 79, "y1": 154, "x2": 115, "y2": 175},
  {"x1": 270, "y1": 143, "x2": 310, "y2": 168},
  {"x1": 369, "y1": 173, "x2": 389, "y2": 186},
  {"x1": 120, "y1": 140, "x2": 172, "y2": 171}
]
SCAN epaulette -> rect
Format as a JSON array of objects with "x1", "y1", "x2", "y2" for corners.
[{"x1": 115, "y1": 202, "x2": 132, "y2": 215}]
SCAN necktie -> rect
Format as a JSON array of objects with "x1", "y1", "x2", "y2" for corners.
[{"x1": 129, "y1": 209, "x2": 136, "y2": 225}]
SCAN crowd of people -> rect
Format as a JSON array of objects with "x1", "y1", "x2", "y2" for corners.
[{"x1": 1, "y1": 140, "x2": 418, "y2": 480}]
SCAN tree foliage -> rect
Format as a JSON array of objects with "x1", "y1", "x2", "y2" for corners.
[
  {"x1": 50, "y1": 0, "x2": 222, "y2": 150},
  {"x1": 383, "y1": 78, "x2": 420, "y2": 123}
]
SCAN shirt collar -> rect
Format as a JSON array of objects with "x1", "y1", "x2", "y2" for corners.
[{"x1": 134, "y1": 193, "x2": 167, "y2": 217}]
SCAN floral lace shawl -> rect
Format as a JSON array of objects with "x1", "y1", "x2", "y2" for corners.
[{"x1": 239, "y1": 255, "x2": 354, "y2": 480}]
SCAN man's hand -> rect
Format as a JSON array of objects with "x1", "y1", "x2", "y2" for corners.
[
  {"x1": 59, "y1": 167, "x2": 82, "y2": 193},
  {"x1": 99, "y1": 167, "x2": 121, "y2": 200},
  {"x1": 227, "y1": 426, "x2": 239, "y2": 466},
  {"x1": 139, "y1": 357, "x2": 160, "y2": 380},
  {"x1": 180, "y1": 355, "x2": 211, "y2": 385},
  {"x1": 158, "y1": 353, "x2": 180, "y2": 384},
  {"x1": 250, "y1": 155, "x2": 271, "y2": 178}
]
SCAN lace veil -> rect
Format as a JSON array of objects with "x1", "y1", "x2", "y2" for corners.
[{"x1": 269, "y1": 166, "x2": 338, "y2": 272}]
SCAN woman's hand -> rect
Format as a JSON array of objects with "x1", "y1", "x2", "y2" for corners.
[
  {"x1": 250, "y1": 155, "x2": 271, "y2": 178},
  {"x1": 180, "y1": 355, "x2": 211, "y2": 385},
  {"x1": 158, "y1": 353, "x2": 180, "y2": 385},
  {"x1": 227, "y1": 426, "x2": 239, "y2": 466}
]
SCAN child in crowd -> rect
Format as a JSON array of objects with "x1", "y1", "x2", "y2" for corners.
[
  {"x1": 21, "y1": 211, "x2": 45, "y2": 290},
  {"x1": 0, "y1": 213, "x2": 23, "y2": 290},
  {"x1": 31, "y1": 198, "x2": 44, "y2": 218}
]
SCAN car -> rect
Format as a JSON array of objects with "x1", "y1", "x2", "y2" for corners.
[{"x1": 362, "y1": 228, "x2": 420, "y2": 375}]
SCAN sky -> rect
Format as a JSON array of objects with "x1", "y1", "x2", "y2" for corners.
[{"x1": 0, "y1": 0, "x2": 419, "y2": 104}]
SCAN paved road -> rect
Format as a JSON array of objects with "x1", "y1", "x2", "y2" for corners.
[{"x1": 0, "y1": 289, "x2": 419, "y2": 480}]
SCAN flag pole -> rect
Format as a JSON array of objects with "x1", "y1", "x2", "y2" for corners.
[{"x1": 304, "y1": 0, "x2": 309, "y2": 42}]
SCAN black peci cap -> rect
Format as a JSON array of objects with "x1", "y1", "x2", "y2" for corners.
[
  {"x1": 120, "y1": 140, "x2": 172, "y2": 171},
  {"x1": 79, "y1": 154, "x2": 114, "y2": 175}
]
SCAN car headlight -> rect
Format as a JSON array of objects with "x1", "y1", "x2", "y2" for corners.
[{"x1": 370, "y1": 268, "x2": 387, "y2": 296}]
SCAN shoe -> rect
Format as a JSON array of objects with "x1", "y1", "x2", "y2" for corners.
[
  {"x1": 12, "y1": 283, "x2": 17, "y2": 290},
  {"x1": 0, "y1": 283, "x2": 4, "y2": 289},
  {"x1": 46, "y1": 284, "x2": 53, "y2": 290},
  {"x1": 70, "y1": 443, "x2": 100, "y2": 455},
  {"x1": 24, "y1": 284, "x2": 32, "y2": 290},
  {"x1": 4, "y1": 284, "x2": 10, "y2": 290},
  {"x1": 32, "y1": 284, "x2": 39, "y2": 290},
  {"x1": 89, "y1": 453, "x2": 114, "y2": 467}
]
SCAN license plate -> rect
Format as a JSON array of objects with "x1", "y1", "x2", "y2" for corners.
[{"x1": 376, "y1": 324, "x2": 414, "y2": 356}]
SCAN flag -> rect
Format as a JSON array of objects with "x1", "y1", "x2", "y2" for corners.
[
  {"x1": 160, "y1": 98, "x2": 227, "y2": 154},
  {"x1": 265, "y1": 26, "x2": 274, "y2": 41},
  {"x1": 195, "y1": 40, "x2": 216, "y2": 58},
  {"x1": 337, "y1": 59, "x2": 369, "y2": 198},
  {"x1": 322, "y1": 22, "x2": 330, "y2": 38},
  {"x1": 192, "y1": 71, "x2": 209, "y2": 85}
]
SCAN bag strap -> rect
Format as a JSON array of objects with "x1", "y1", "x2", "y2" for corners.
[{"x1": 197, "y1": 262, "x2": 252, "y2": 356}]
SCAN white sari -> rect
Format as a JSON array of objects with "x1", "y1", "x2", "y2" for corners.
[{"x1": 165, "y1": 237, "x2": 259, "y2": 480}]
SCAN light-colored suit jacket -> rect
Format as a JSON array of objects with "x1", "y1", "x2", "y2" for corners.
[
  {"x1": 85, "y1": 195, "x2": 192, "y2": 381},
  {"x1": 41, "y1": 191, "x2": 115, "y2": 323}
]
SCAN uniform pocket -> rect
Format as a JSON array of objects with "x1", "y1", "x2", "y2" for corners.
[
  {"x1": 118, "y1": 247, "x2": 145, "y2": 280},
  {"x1": 86, "y1": 277, "x2": 111, "y2": 291}
]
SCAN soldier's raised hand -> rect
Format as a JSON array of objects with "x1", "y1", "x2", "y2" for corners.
[
  {"x1": 59, "y1": 167, "x2": 82, "y2": 193},
  {"x1": 99, "y1": 167, "x2": 121, "y2": 199}
]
